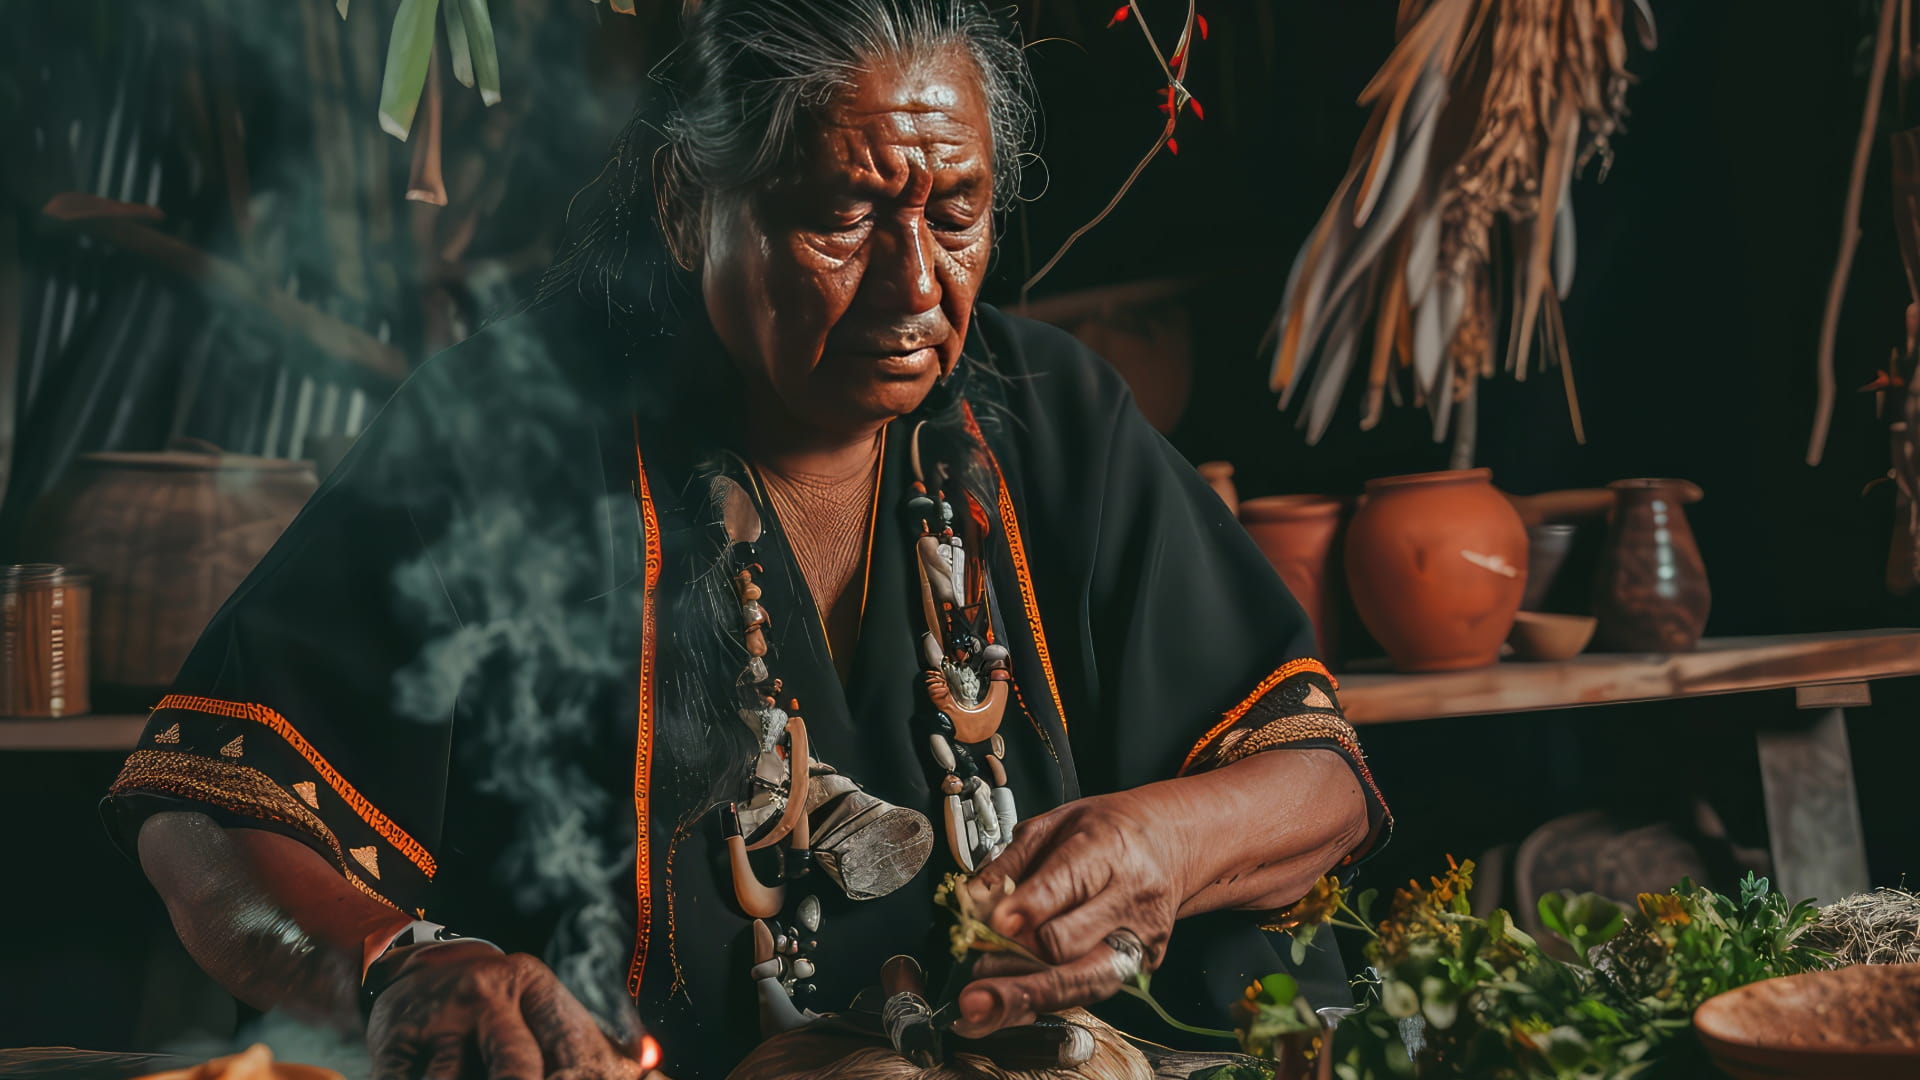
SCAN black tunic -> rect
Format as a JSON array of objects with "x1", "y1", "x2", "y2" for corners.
[{"x1": 102, "y1": 296, "x2": 1389, "y2": 1079}]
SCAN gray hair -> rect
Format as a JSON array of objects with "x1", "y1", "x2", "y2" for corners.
[
  {"x1": 540, "y1": 0, "x2": 1034, "y2": 304},
  {"x1": 662, "y1": 0, "x2": 1034, "y2": 221}
]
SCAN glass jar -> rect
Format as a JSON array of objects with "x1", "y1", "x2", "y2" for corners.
[{"x1": 1, "y1": 564, "x2": 91, "y2": 717}]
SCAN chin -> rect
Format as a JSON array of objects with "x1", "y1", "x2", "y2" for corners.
[{"x1": 829, "y1": 375, "x2": 936, "y2": 428}]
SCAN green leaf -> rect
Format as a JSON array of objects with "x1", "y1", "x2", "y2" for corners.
[
  {"x1": 1354, "y1": 887, "x2": 1378, "y2": 926},
  {"x1": 454, "y1": 0, "x2": 501, "y2": 106},
  {"x1": 1381, "y1": 978, "x2": 1419, "y2": 1019},
  {"x1": 377, "y1": 0, "x2": 440, "y2": 140},
  {"x1": 442, "y1": 0, "x2": 475, "y2": 88},
  {"x1": 1258, "y1": 973, "x2": 1300, "y2": 1005},
  {"x1": 1538, "y1": 891, "x2": 1570, "y2": 937}
]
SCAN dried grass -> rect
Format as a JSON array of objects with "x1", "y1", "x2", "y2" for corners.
[
  {"x1": 1271, "y1": 0, "x2": 1651, "y2": 444},
  {"x1": 1805, "y1": 887, "x2": 1920, "y2": 967}
]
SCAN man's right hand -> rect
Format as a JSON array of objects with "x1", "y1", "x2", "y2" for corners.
[{"x1": 367, "y1": 943, "x2": 648, "y2": 1080}]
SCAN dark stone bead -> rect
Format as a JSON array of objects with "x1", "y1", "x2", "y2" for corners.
[
  {"x1": 905, "y1": 496, "x2": 938, "y2": 527},
  {"x1": 929, "y1": 711, "x2": 955, "y2": 737}
]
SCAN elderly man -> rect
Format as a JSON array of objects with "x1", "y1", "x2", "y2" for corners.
[{"x1": 105, "y1": 2, "x2": 1389, "y2": 1078}]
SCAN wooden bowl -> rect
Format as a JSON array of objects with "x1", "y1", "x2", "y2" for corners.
[
  {"x1": 1506, "y1": 611, "x2": 1597, "y2": 661},
  {"x1": 1694, "y1": 964, "x2": 1920, "y2": 1080}
]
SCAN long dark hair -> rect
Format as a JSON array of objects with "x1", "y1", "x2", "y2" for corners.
[{"x1": 536, "y1": 0, "x2": 1037, "y2": 820}]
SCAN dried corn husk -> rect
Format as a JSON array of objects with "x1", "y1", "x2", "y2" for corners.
[{"x1": 1271, "y1": 0, "x2": 1652, "y2": 443}]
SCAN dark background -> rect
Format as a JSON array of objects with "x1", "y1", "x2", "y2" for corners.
[{"x1": 3, "y1": 0, "x2": 1917, "y2": 1052}]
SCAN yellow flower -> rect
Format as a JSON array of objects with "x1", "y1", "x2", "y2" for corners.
[
  {"x1": 935, "y1": 872, "x2": 1040, "y2": 963},
  {"x1": 1637, "y1": 892, "x2": 1692, "y2": 927},
  {"x1": 1266, "y1": 875, "x2": 1344, "y2": 932}
]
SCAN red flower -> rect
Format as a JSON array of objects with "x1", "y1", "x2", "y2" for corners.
[
  {"x1": 1189, "y1": 96, "x2": 1205, "y2": 120},
  {"x1": 1166, "y1": 137, "x2": 1180, "y2": 155},
  {"x1": 1197, "y1": 13, "x2": 1210, "y2": 39},
  {"x1": 1107, "y1": 4, "x2": 1130, "y2": 27}
]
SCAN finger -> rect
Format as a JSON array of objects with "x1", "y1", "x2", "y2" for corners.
[
  {"x1": 521, "y1": 977, "x2": 622, "y2": 1075},
  {"x1": 994, "y1": 833, "x2": 1115, "y2": 961},
  {"x1": 370, "y1": 1036, "x2": 423, "y2": 1080},
  {"x1": 969, "y1": 950, "x2": 1050, "y2": 980},
  {"x1": 969, "y1": 813, "x2": 1064, "y2": 903},
  {"x1": 1029, "y1": 895, "x2": 1166, "y2": 972},
  {"x1": 419, "y1": 1031, "x2": 472, "y2": 1080},
  {"x1": 952, "y1": 947, "x2": 1125, "y2": 1038},
  {"x1": 476, "y1": 999, "x2": 545, "y2": 1080}
]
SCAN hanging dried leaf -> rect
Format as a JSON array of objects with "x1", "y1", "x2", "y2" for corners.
[
  {"x1": 377, "y1": 0, "x2": 441, "y2": 140},
  {"x1": 1270, "y1": 0, "x2": 1652, "y2": 443}
]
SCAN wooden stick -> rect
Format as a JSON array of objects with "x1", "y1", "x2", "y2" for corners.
[
  {"x1": 42, "y1": 195, "x2": 406, "y2": 383},
  {"x1": 1810, "y1": 0, "x2": 1899, "y2": 466}
]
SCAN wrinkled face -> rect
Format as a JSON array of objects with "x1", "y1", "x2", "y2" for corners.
[{"x1": 700, "y1": 49, "x2": 995, "y2": 439}]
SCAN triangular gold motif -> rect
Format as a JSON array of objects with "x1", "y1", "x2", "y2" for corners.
[
  {"x1": 293, "y1": 781, "x2": 319, "y2": 808},
  {"x1": 1303, "y1": 685, "x2": 1335, "y2": 709},
  {"x1": 154, "y1": 722, "x2": 181, "y2": 745},
  {"x1": 219, "y1": 735, "x2": 245, "y2": 758},
  {"x1": 414, "y1": 908, "x2": 427, "y2": 919},
  {"x1": 350, "y1": 845, "x2": 381, "y2": 879}
]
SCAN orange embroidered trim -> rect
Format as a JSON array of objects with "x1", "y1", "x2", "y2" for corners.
[
  {"x1": 1178, "y1": 658, "x2": 1335, "y2": 774},
  {"x1": 962, "y1": 403, "x2": 1069, "y2": 736},
  {"x1": 111, "y1": 749, "x2": 400, "y2": 911},
  {"x1": 152, "y1": 694, "x2": 437, "y2": 878},
  {"x1": 627, "y1": 425, "x2": 662, "y2": 997}
]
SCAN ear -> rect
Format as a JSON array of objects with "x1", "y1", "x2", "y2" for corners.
[{"x1": 653, "y1": 143, "x2": 701, "y2": 272}]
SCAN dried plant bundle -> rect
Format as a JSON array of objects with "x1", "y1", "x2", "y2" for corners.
[
  {"x1": 1805, "y1": 887, "x2": 1920, "y2": 967},
  {"x1": 1270, "y1": 0, "x2": 1653, "y2": 444}
]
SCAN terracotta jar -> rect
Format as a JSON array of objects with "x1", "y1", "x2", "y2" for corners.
[
  {"x1": 19, "y1": 450, "x2": 319, "y2": 701},
  {"x1": 1344, "y1": 468, "x2": 1528, "y2": 672},
  {"x1": 1591, "y1": 478, "x2": 1710, "y2": 653},
  {"x1": 1197, "y1": 461, "x2": 1239, "y2": 518},
  {"x1": 1240, "y1": 495, "x2": 1346, "y2": 664}
]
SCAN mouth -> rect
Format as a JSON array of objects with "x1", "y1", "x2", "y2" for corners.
[{"x1": 861, "y1": 347, "x2": 939, "y2": 380}]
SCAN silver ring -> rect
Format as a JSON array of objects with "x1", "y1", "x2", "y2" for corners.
[{"x1": 1104, "y1": 928, "x2": 1145, "y2": 982}]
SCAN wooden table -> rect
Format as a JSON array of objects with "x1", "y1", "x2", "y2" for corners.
[{"x1": 1337, "y1": 629, "x2": 1920, "y2": 904}]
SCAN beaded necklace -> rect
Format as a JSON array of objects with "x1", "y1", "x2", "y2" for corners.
[{"x1": 710, "y1": 417, "x2": 1022, "y2": 1025}]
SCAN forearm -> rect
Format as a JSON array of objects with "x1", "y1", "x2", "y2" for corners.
[
  {"x1": 1165, "y1": 749, "x2": 1370, "y2": 918},
  {"x1": 137, "y1": 811, "x2": 412, "y2": 1031}
]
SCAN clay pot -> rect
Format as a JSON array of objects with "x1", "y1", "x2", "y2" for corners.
[
  {"x1": 1591, "y1": 478, "x2": 1710, "y2": 653},
  {"x1": 1197, "y1": 461, "x2": 1239, "y2": 518},
  {"x1": 19, "y1": 450, "x2": 319, "y2": 702},
  {"x1": 1241, "y1": 495, "x2": 1347, "y2": 664},
  {"x1": 1521, "y1": 523, "x2": 1578, "y2": 611},
  {"x1": 1343, "y1": 468, "x2": 1528, "y2": 672}
]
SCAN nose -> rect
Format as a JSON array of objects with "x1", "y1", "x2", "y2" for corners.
[{"x1": 866, "y1": 212, "x2": 942, "y2": 315}]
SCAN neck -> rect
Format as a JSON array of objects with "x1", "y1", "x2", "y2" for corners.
[{"x1": 745, "y1": 401, "x2": 887, "y2": 480}]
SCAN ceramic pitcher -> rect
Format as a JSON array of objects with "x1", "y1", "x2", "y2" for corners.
[{"x1": 1591, "y1": 478, "x2": 1710, "y2": 653}]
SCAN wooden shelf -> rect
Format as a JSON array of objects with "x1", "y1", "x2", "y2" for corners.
[
  {"x1": 1337, "y1": 629, "x2": 1920, "y2": 725},
  {"x1": 0, "y1": 712, "x2": 146, "y2": 750},
  {"x1": 9, "y1": 630, "x2": 1918, "y2": 745}
]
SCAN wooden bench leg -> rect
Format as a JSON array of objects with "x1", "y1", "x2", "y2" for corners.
[{"x1": 1753, "y1": 684, "x2": 1873, "y2": 904}]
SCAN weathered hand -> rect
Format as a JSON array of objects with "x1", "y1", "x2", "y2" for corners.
[
  {"x1": 949, "y1": 751, "x2": 1373, "y2": 1037},
  {"x1": 952, "y1": 789, "x2": 1193, "y2": 1036},
  {"x1": 367, "y1": 942, "x2": 650, "y2": 1080}
]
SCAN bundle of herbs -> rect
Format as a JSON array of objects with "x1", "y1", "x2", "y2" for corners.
[{"x1": 937, "y1": 861, "x2": 1832, "y2": 1080}]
